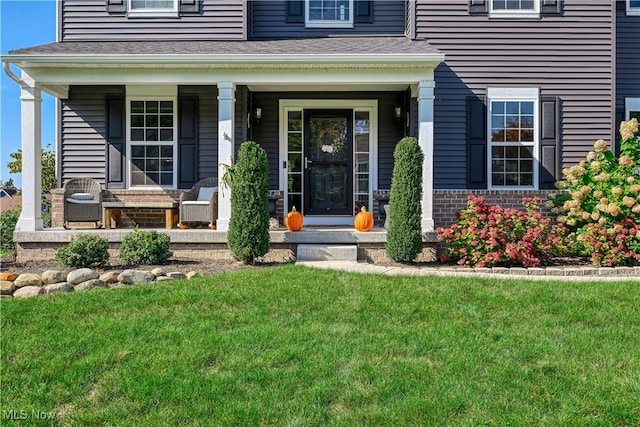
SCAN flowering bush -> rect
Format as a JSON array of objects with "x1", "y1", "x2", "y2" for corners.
[
  {"x1": 575, "y1": 218, "x2": 640, "y2": 266},
  {"x1": 437, "y1": 196, "x2": 565, "y2": 268},
  {"x1": 549, "y1": 118, "x2": 640, "y2": 265}
]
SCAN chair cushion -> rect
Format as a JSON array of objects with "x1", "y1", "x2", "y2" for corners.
[
  {"x1": 197, "y1": 187, "x2": 217, "y2": 202},
  {"x1": 182, "y1": 201, "x2": 211, "y2": 206},
  {"x1": 70, "y1": 192, "x2": 94, "y2": 200},
  {"x1": 66, "y1": 198, "x2": 99, "y2": 205}
]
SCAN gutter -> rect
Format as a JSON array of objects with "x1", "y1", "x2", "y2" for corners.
[{"x1": 3, "y1": 61, "x2": 25, "y2": 86}]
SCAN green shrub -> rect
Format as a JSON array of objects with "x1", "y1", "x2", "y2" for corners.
[
  {"x1": 119, "y1": 228, "x2": 173, "y2": 266},
  {"x1": 549, "y1": 118, "x2": 640, "y2": 265},
  {"x1": 0, "y1": 209, "x2": 20, "y2": 253},
  {"x1": 228, "y1": 141, "x2": 270, "y2": 264},
  {"x1": 386, "y1": 137, "x2": 424, "y2": 262},
  {"x1": 55, "y1": 234, "x2": 110, "y2": 268}
]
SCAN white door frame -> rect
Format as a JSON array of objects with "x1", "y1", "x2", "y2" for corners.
[{"x1": 279, "y1": 99, "x2": 378, "y2": 226}]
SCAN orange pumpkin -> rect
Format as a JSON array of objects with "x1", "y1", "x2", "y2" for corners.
[
  {"x1": 285, "y1": 206, "x2": 303, "y2": 231},
  {"x1": 354, "y1": 206, "x2": 374, "y2": 232}
]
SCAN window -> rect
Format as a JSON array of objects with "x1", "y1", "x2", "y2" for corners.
[
  {"x1": 128, "y1": 0, "x2": 177, "y2": 17},
  {"x1": 128, "y1": 99, "x2": 176, "y2": 188},
  {"x1": 488, "y1": 88, "x2": 539, "y2": 189},
  {"x1": 628, "y1": 0, "x2": 640, "y2": 16},
  {"x1": 626, "y1": 98, "x2": 640, "y2": 121},
  {"x1": 306, "y1": 0, "x2": 353, "y2": 28},
  {"x1": 490, "y1": 0, "x2": 540, "y2": 18}
]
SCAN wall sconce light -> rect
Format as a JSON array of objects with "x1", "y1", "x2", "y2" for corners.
[
  {"x1": 254, "y1": 107, "x2": 262, "y2": 122},
  {"x1": 394, "y1": 106, "x2": 403, "y2": 120}
]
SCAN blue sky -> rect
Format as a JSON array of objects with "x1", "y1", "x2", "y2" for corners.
[{"x1": 1, "y1": 0, "x2": 56, "y2": 188}]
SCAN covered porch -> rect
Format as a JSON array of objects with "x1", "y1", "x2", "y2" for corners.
[{"x1": 2, "y1": 38, "x2": 444, "y2": 261}]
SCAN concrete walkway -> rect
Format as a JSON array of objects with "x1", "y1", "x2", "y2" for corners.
[{"x1": 297, "y1": 261, "x2": 640, "y2": 282}]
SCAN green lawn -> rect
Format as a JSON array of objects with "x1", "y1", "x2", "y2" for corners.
[{"x1": 1, "y1": 265, "x2": 639, "y2": 426}]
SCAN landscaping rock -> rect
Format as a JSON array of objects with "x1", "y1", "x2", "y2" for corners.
[
  {"x1": 42, "y1": 270, "x2": 67, "y2": 284},
  {"x1": 45, "y1": 282, "x2": 73, "y2": 294},
  {"x1": 67, "y1": 268, "x2": 99, "y2": 285},
  {"x1": 0, "y1": 272, "x2": 18, "y2": 281},
  {"x1": 14, "y1": 273, "x2": 43, "y2": 288},
  {"x1": 186, "y1": 271, "x2": 200, "y2": 279},
  {"x1": 99, "y1": 271, "x2": 120, "y2": 284},
  {"x1": 0, "y1": 295, "x2": 12, "y2": 299},
  {"x1": 156, "y1": 276, "x2": 174, "y2": 282},
  {"x1": 118, "y1": 270, "x2": 156, "y2": 285},
  {"x1": 13, "y1": 286, "x2": 44, "y2": 298},
  {"x1": 74, "y1": 279, "x2": 107, "y2": 291},
  {"x1": 151, "y1": 267, "x2": 165, "y2": 277},
  {"x1": 0, "y1": 281, "x2": 15, "y2": 295},
  {"x1": 166, "y1": 272, "x2": 186, "y2": 280}
]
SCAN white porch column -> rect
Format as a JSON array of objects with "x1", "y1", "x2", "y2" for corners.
[
  {"x1": 216, "y1": 81, "x2": 235, "y2": 231},
  {"x1": 417, "y1": 79, "x2": 435, "y2": 233},
  {"x1": 16, "y1": 77, "x2": 43, "y2": 231}
]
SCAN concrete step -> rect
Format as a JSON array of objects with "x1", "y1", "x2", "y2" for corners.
[{"x1": 296, "y1": 244, "x2": 358, "y2": 262}]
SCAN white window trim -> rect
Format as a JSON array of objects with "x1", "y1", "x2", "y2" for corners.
[
  {"x1": 627, "y1": 0, "x2": 640, "y2": 16},
  {"x1": 127, "y1": 0, "x2": 178, "y2": 18},
  {"x1": 305, "y1": 0, "x2": 354, "y2": 28},
  {"x1": 279, "y1": 99, "x2": 378, "y2": 226},
  {"x1": 126, "y1": 85, "x2": 178, "y2": 190},
  {"x1": 626, "y1": 98, "x2": 640, "y2": 119},
  {"x1": 489, "y1": 0, "x2": 540, "y2": 19},
  {"x1": 487, "y1": 87, "x2": 539, "y2": 190}
]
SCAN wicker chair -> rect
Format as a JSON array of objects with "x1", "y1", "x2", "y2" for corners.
[
  {"x1": 62, "y1": 177, "x2": 103, "y2": 229},
  {"x1": 178, "y1": 177, "x2": 219, "y2": 229}
]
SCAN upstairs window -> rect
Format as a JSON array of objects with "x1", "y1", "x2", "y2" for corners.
[
  {"x1": 628, "y1": 0, "x2": 640, "y2": 16},
  {"x1": 306, "y1": 0, "x2": 354, "y2": 28},
  {"x1": 128, "y1": 0, "x2": 177, "y2": 17},
  {"x1": 490, "y1": 0, "x2": 540, "y2": 18}
]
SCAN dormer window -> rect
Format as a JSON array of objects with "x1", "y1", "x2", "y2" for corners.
[
  {"x1": 490, "y1": 0, "x2": 540, "y2": 18},
  {"x1": 306, "y1": 0, "x2": 354, "y2": 28},
  {"x1": 128, "y1": 0, "x2": 178, "y2": 18}
]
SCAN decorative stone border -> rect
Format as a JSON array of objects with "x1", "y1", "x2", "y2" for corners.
[{"x1": 0, "y1": 267, "x2": 202, "y2": 300}]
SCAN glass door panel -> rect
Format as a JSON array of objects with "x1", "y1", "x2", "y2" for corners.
[{"x1": 304, "y1": 110, "x2": 353, "y2": 216}]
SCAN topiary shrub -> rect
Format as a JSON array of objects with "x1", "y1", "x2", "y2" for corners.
[
  {"x1": 119, "y1": 227, "x2": 173, "y2": 266},
  {"x1": 228, "y1": 141, "x2": 270, "y2": 264},
  {"x1": 549, "y1": 118, "x2": 640, "y2": 265},
  {"x1": 0, "y1": 209, "x2": 20, "y2": 253},
  {"x1": 55, "y1": 234, "x2": 110, "y2": 268},
  {"x1": 386, "y1": 137, "x2": 424, "y2": 262}
]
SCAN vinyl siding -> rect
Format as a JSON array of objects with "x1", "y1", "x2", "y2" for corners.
[
  {"x1": 250, "y1": 0, "x2": 406, "y2": 38},
  {"x1": 616, "y1": 1, "x2": 640, "y2": 124},
  {"x1": 177, "y1": 86, "x2": 218, "y2": 181},
  {"x1": 60, "y1": 0, "x2": 246, "y2": 41},
  {"x1": 250, "y1": 91, "x2": 405, "y2": 190},
  {"x1": 416, "y1": 0, "x2": 614, "y2": 189},
  {"x1": 61, "y1": 86, "x2": 124, "y2": 185}
]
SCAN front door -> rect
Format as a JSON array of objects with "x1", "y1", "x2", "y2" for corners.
[{"x1": 303, "y1": 110, "x2": 353, "y2": 216}]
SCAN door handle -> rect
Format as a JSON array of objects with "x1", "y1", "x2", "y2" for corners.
[{"x1": 305, "y1": 157, "x2": 313, "y2": 170}]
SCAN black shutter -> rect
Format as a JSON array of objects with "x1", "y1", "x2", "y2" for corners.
[
  {"x1": 354, "y1": 0, "x2": 373, "y2": 23},
  {"x1": 539, "y1": 96, "x2": 561, "y2": 189},
  {"x1": 468, "y1": 0, "x2": 488, "y2": 15},
  {"x1": 106, "y1": 96, "x2": 126, "y2": 189},
  {"x1": 467, "y1": 96, "x2": 487, "y2": 189},
  {"x1": 286, "y1": 1, "x2": 305, "y2": 23},
  {"x1": 541, "y1": 0, "x2": 562, "y2": 15},
  {"x1": 178, "y1": 97, "x2": 198, "y2": 189},
  {"x1": 105, "y1": 0, "x2": 126, "y2": 14},
  {"x1": 179, "y1": 0, "x2": 200, "y2": 14}
]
